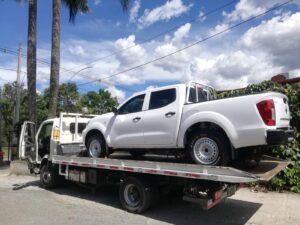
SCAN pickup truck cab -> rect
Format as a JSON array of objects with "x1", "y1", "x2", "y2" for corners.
[{"x1": 82, "y1": 81, "x2": 294, "y2": 166}]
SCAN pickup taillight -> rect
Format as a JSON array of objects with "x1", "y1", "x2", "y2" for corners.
[{"x1": 256, "y1": 100, "x2": 276, "y2": 126}]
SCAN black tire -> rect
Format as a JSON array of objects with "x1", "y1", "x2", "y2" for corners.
[
  {"x1": 40, "y1": 163, "x2": 61, "y2": 189},
  {"x1": 129, "y1": 151, "x2": 146, "y2": 158},
  {"x1": 119, "y1": 177, "x2": 157, "y2": 214},
  {"x1": 87, "y1": 134, "x2": 106, "y2": 158},
  {"x1": 187, "y1": 131, "x2": 230, "y2": 166}
]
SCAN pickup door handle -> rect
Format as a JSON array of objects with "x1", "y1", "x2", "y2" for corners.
[
  {"x1": 132, "y1": 117, "x2": 141, "y2": 122},
  {"x1": 165, "y1": 112, "x2": 176, "y2": 117}
]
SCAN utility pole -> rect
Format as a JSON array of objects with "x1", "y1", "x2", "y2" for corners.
[{"x1": 13, "y1": 44, "x2": 22, "y2": 126}]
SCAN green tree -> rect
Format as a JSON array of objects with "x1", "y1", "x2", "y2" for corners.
[
  {"x1": 79, "y1": 89, "x2": 118, "y2": 114},
  {"x1": 58, "y1": 82, "x2": 80, "y2": 113}
]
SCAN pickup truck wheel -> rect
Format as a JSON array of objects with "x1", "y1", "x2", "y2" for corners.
[
  {"x1": 188, "y1": 131, "x2": 230, "y2": 166},
  {"x1": 119, "y1": 177, "x2": 155, "y2": 213},
  {"x1": 87, "y1": 134, "x2": 106, "y2": 158}
]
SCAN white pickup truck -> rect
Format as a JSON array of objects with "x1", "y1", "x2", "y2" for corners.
[{"x1": 82, "y1": 81, "x2": 294, "y2": 166}]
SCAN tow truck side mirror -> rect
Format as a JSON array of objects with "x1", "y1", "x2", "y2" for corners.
[{"x1": 112, "y1": 106, "x2": 118, "y2": 115}]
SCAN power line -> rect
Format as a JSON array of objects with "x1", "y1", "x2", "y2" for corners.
[
  {"x1": 68, "y1": 0, "x2": 238, "y2": 72},
  {"x1": 77, "y1": 0, "x2": 291, "y2": 85}
]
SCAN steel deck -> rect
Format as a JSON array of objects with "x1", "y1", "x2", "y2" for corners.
[{"x1": 51, "y1": 155, "x2": 288, "y2": 183}]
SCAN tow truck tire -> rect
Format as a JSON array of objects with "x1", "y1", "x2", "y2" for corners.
[
  {"x1": 40, "y1": 164, "x2": 60, "y2": 190},
  {"x1": 119, "y1": 177, "x2": 156, "y2": 214},
  {"x1": 187, "y1": 131, "x2": 230, "y2": 166},
  {"x1": 87, "y1": 134, "x2": 106, "y2": 158}
]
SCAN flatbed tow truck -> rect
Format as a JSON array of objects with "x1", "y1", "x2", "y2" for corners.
[{"x1": 19, "y1": 113, "x2": 289, "y2": 213}]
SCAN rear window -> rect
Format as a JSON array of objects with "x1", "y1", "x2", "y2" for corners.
[
  {"x1": 149, "y1": 88, "x2": 176, "y2": 110},
  {"x1": 188, "y1": 87, "x2": 208, "y2": 103},
  {"x1": 70, "y1": 123, "x2": 86, "y2": 134}
]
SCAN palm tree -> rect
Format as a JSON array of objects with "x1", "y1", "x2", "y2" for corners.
[
  {"x1": 48, "y1": 0, "x2": 130, "y2": 118},
  {"x1": 27, "y1": 0, "x2": 37, "y2": 123},
  {"x1": 48, "y1": 0, "x2": 89, "y2": 118}
]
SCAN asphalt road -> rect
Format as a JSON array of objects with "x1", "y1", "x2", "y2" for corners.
[{"x1": 0, "y1": 166, "x2": 299, "y2": 225}]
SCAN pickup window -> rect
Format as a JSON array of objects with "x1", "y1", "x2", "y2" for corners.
[
  {"x1": 119, "y1": 94, "x2": 145, "y2": 114},
  {"x1": 187, "y1": 83, "x2": 216, "y2": 103},
  {"x1": 149, "y1": 88, "x2": 176, "y2": 110}
]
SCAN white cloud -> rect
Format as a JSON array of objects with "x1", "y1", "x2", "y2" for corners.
[
  {"x1": 224, "y1": 0, "x2": 300, "y2": 22},
  {"x1": 94, "y1": 0, "x2": 101, "y2": 6},
  {"x1": 171, "y1": 23, "x2": 191, "y2": 44},
  {"x1": 115, "y1": 74, "x2": 141, "y2": 85},
  {"x1": 68, "y1": 45, "x2": 85, "y2": 57},
  {"x1": 198, "y1": 9, "x2": 206, "y2": 22},
  {"x1": 106, "y1": 86, "x2": 125, "y2": 102},
  {"x1": 208, "y1": 23, "x2": 229, "y2": 36},
  {"x1": 114, "y1": 35, "x2": 148, "y2": 68},
  {"x1": 241, "y1": 12, "x2": 300, "y2": 70},
  {"x1": 184, "y1": 51, "x2": 283, "y2": 90},
  {"x1": 129, "y1": 0, "x2": 141, "y2": 23},
  {"x1": 137, "y1": 0, "x2": 193, "y2": 29}
]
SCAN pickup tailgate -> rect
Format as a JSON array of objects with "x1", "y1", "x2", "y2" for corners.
[{"x1": 271, "y1": 93, "x2": 291, "y2": 128}]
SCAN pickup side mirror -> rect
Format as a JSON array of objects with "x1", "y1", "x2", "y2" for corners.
[{"x1": 112, "y1": 106, "x2": 118, "y2": 115}]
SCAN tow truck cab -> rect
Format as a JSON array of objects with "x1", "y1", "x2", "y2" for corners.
[{"x1": 18, "y1": 113, "x2": 94, "y2": 172}]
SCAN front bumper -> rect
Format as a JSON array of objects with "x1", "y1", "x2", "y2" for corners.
[{"x1": 266, "y1": 129, "x2": 295, "y2": 145}]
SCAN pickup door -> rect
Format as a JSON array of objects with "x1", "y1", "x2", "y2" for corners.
[
  {"x1": 142, "y1": 87, "x2": 182, "y2": 147},
  {"x1": 110, "y1": 94, "x2": 146, "y2": 148}
]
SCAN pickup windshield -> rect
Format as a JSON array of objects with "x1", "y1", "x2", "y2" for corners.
[{"x1": 186, "y1": 82, "x2": 216, "y2": 103}]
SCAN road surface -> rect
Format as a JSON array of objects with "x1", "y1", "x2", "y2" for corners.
[{"x1": 0, "y1": 166, "x2": 299, "y2": 225}]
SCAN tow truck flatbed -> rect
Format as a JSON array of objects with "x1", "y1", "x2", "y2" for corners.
[{"x1": 52, "y1": 155, "x2": 289, "y2": 183}]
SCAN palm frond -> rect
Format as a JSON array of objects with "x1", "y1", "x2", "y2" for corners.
[{"x1": 62, "y1": 0, "x2": 89, "y2": 23}]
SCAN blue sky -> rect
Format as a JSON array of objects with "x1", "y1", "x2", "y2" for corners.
[{"x1": 0, "y1": 0, "x2": 300, "y2": 102}]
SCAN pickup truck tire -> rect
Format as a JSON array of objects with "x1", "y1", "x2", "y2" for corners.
[
  {"x1": 87, "y1": 134, "x2": 106, "y2": 158},
  {"x1": 119, "y1": 177, "x2": 156, "y2": 213},
  {"x1": 187, "y1": 131, "x2": 230, "y2": 166}
]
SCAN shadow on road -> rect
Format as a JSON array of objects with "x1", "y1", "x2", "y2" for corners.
[{"x1": 12, "y1": 179, "x2": 261, "y2": 225}]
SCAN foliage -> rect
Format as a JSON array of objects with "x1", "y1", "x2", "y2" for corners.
[
  {"x1": 218, "y1": 81, "x2": 300, "y2": 192},
  {"x1": 79, "y1": 89, "x2": 118, "y2": 114}
]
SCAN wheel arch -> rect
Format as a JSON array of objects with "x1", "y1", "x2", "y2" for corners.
[
  {"x1": 181, "y1": 121, "x2": 236, "y2": 160},
  {"x1": 178, "y1": 111, "x2": 238, "y2": 149},
  {"x1": 84, "y1": 129, "x2": 105, "y2": 147},
  {"x1": 40, "y1": 155, "x2": 49, "y2": 169}
]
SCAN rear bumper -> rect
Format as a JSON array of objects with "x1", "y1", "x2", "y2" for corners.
[{"x1": 266, "y1": 129, "x2": 295, "y2": 145}]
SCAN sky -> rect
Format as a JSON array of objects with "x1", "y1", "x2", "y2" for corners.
[{"x1": 0, "y1": 0, "x2": 300, "y2": 102}]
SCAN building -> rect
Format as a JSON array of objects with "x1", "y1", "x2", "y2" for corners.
[{"x1": 271, "y1": 73, "x2": 300, "y2": 85}]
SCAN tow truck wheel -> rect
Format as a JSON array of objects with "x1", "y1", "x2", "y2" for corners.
[
  {"x1": 87, "y1": 134, "x2": 106, "y2": 158},
  {"x1": 188, "y1": 131, "x2": 230, "y2": 166},
  {"x1": 40, "y1": 164, "x2": 60, "y2": 189},
  {"x1": 119, "y1": 177, "x2": 156, "y2": 213}
]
